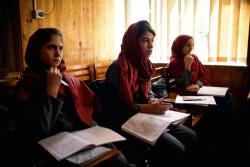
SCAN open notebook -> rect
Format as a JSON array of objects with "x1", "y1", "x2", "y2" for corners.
[
  {"x1": 121, "y1": 110, "x2": 190, "y2": 145},
  {"x1": 38, "y1": 126, "x2": 126, "y2": 161}
]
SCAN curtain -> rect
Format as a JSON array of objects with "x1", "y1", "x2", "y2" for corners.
[
  {"x1": 208, "y1": 0, "x2": 250, "y2": 65},
  {"x1": 148, "y1": 0, "x2": 250, "y2": 65}
]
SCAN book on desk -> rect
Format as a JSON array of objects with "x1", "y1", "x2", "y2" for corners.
[
  {"x1": 197, "y1": 86, "x2": 228, "y2": 97},
  {"x1": 175, "y1": 95, "x2": 216, "y2": 105}
]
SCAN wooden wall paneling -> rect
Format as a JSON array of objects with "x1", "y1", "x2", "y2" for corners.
[
  {"x1": 94, "y1": 61, "x2": 112, "y2": 80},
  {"x1": 66, "y1": 64, "x2": 94, "y2": 81},
  {"x1": 19, "y1": 0, "x2": 116, "y2": 68},
  {"x1": 205, "y1": 65, "x2": 248, "y2": 109},
  {"x1": 93, "y1": 0, "x2": 116, "y2": 63},
  {"x1": 19, "y1": 0, "x2": 40, "y2": 68},
  {"x1": 84, "y1": 0, "x2": 95, "y2": 64}
]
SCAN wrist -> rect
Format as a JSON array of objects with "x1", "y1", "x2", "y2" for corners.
[{"x1": 134, "y1": 104, "x2": 141, "y2": 112}]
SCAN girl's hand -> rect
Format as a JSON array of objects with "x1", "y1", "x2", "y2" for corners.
[
  {"x1": 148, "y1": 97, "x2": 161, "y2": 104},
  {"x1": 184, "y1": 55, "x2": 194, "y2": 70},
  {"x1": 139, "y1": 102, "x2": 173, "y2": 115},
  {"x1": 185, "y1": 84, "x2": 200, "y2": 92},
  {"x1": 46, "y1": 67, "x2": 62, "y2": 98}
]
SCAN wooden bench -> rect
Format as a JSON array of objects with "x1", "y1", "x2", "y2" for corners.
[
  {"x1": 94, "y1": 61, "x2": 112, "y2": 80},
  {"x1": 151, "y1": 66, "x2": 166, "y2": 83},
  {"x1": 66, "y1": 64, "x2": 94, "y2": 82}
]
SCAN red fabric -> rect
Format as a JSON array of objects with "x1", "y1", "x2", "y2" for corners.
[
  {"x1": 17, "y1": 60, "x2": 100, "y2": 125},
  {"x1": 63, "y1": 73, "x2": 100, "y2": 125},
  {"x1": 118, "y1": 20, "x2": 155, "y2": 109},
  {"x1": 60, "y1": 60, "x2": 100, "y2": 125},
  {"x1": 168, "y1": 35, "x2": 209, "y2": 85}
]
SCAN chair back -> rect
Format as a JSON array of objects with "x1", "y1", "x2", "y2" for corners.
[
  {"x1": 66, "y1": 64, "x2": 94, "y2": 82},
  {"x1": 94, "y1": 62, "x2": 112, "y2": 80}
]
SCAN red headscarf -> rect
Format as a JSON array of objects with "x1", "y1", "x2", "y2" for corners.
[
  {"x1": 118, "y1": 20, "x2": 155, "y2": 109},
  {"x1": 17, "y1": 60, "x2": 100, "y2": 125},
  {"x1": 17, "y1": 28, "x2": 99, "y2": 125},
  {"x1": 168, "y1": 34, "x2": 209, "y2": 85}
]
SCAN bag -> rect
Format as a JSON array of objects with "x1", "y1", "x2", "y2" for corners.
[
  {"x1": 64, "y1": 146, "x2": 116, "y2": 167},
  {"x1": 151, "y1": 78, "x2": 168, "y2": 98}
]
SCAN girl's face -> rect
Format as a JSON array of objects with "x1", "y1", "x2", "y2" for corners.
[
  {"x1": 40, "y1": 34, "x2": 63, "y2": 67},
  {"x1": 138, "y1": 31, "x2": 154, "y2": 61},
  {"x1": 182, "y1": 38, "x2": 194, "y2": 56}
]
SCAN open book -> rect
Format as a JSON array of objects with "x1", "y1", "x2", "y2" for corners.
[
  {"x1": 197, "y1": 86, "x2": 228, "y2": 97},
  {"x1": 38, "y1": 126, "x2": 126, "y2": 161},
  {"x1": 121, "y1": 110, "x2": 190, "y2": 146}
]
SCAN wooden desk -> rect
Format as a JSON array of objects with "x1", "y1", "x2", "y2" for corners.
[{"x1": 163, "y1": 95, "x2": 206, "y2": 128}]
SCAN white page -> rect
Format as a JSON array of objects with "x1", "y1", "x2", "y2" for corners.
[
  {"x1": 38, "y1": 132, "x2": 93, "y2": 161},
  {"x1": 73, "y1": 126, "x2": 126, "y2": 146},
  {"x1": 157, "y1": 110, "x2": 190, "y2": 124},
  {"x1": 122, "y1": 113, "x2": 171, "y2": 145},
  {"x1": 175, "y1": 95, "x2": 216, "y2": 105},
  {"x1": 197, "y1": 86, "x2": 228, "y2": 97}
]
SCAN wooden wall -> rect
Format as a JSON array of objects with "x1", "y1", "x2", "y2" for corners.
[
  {"x1": 19, "y1": 0, "x2": 125, "y2": 68},
  {"x1": 205, "y1": 65, "x2": 249, "y2": 110}
]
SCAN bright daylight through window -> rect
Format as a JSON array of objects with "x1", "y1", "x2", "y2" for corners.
[{"x1": 124, "y1": 0, "x2": 250, "y2": 66}]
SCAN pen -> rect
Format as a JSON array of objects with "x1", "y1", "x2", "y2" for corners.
[
  {"x1": 61, "y1": 80, "x2": 69, "y2": 86},
  {"x1": 183, "y1": 98, "x2": 205, "y2": 101}
]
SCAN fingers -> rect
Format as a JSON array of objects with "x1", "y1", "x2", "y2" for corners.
[
  {"x1": 46, "y1": 67, "x2": 62, "y2": 98},
  {"x1": 186, "y1": 84, "x2": 199, "y2": 91},
  {"x1": 49, "y1": 67, "x2": 60, "y2": 73},
  {"x1": 161, "y1": 103, "x2": 173, "y2": 110},
  {"x1": 47, "y1": 67, "x2": 62, "y2": 85}
]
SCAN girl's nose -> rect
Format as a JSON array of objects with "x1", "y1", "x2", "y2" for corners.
[
  {"x1": 54, "y1": 48, "x2": 62, "y2": 57},
  {"x1": 149, "y1": 41, "x2": 154, "y2": 48}
]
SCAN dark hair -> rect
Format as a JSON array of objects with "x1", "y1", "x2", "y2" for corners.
[
  {"x1": 137, "y1": 20, "x2": 156, "y2": 38},
  {"x1": 25, "y1": 28, "x2": 63, "y2": 70}
]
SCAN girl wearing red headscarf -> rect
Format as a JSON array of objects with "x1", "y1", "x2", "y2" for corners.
[
  {"x1": 168, "y1": 34, "x2": 209, "y2": 91},
  {"x1": 168, "y1": 35, "x2": 237, "y2": 162},
  {"x1": 12, "y1": 28, "x2": 133, "y2": 167},
  {"x1": 106, "y1": 21, "x2": 197, "y2": 167}
]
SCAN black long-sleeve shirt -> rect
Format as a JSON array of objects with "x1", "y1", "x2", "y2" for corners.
[{"x1": 13, "y1": 85, "x2": 92, "y2": 166}]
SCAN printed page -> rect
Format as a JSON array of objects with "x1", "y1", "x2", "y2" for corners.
[
  {"x1": 197, "y1": 86, "x2": 228, "y2": 97},
  {"x1": 73, "y1": 126, "x2": 126, "y2": 146},
  {"x1": 157, "y1": 110, "x2": 190, "y2": 124},
  {"x1": 121, "y1": 113, "x2": 171, "y2": 145},
  {"x1": 38, "y1": 132, "x2": 94, "y2": 161},
  {"x1": 175, "y1": 95, "x2": 216, "y2": 105}
]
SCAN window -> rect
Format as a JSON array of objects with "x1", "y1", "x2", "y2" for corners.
[{"x1": 123, "y1": 0, "x2": 250, "y2": 66}]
